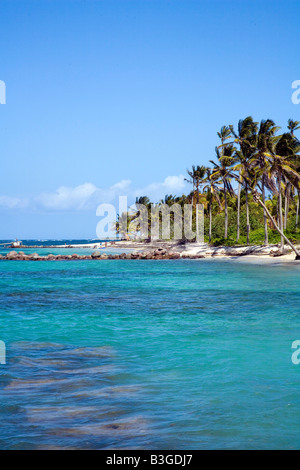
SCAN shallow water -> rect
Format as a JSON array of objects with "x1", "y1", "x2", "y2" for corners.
[{"x1": 0, "y1": 259, "x2": 300, "y2": 449}]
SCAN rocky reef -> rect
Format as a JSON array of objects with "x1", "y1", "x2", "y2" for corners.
[{"x1": 0, "y1": 248, "x2": 193, "y2": 261}]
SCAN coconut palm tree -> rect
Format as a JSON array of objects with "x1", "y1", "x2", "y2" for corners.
[
  {"x1": 229, "y1": 116, "x2": 258, "y2": 244},
  {"x1": 217, "y1": 126, "x2": 232, "y2": 145},
  {"x1": 250, "y1": 119, "x2": 280, "y2": 244},
  {"x1": 185, "y1": 165, "x2": 207, "y2": 206},
  {"x1": 210, "y1": 145, "x2": 236, "y2": 239},
  {"x1": 262, "y1": 132, "x2": 300, "y2": 251},
  {"x1": 287, "y1": 119, "x2": 300, "y2": 137},
  {"x1": 287, "y1": 120, "x2": 300, "y2": 229},
  {"x1": 185, "y1": 166, "x2": 196, "y2": 206},
  {"x1": 231, "y1": 161, "x2": 300, "y2": 259},
  {"x1": 203, "y1": 168, "x2": 222, "y2": 243},
  {"x1": 194, "y1": 165, "x2": 207, "y2": 205}
]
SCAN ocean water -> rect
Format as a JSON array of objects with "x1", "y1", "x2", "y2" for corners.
[
  {"x1": 0, "y1": 258, "x2": 300, "y2": 450},
  {"x1": 0, "y1": 239, "x2": 124, "y2": 257}
]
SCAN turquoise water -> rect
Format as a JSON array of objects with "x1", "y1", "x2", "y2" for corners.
[{"x1": 0, "y1": 259, "x2": 300, "y2": 449}]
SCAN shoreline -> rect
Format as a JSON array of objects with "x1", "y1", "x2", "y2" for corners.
[{"x1": 1, "y1": 240, "x2": 300, "y2": 264}]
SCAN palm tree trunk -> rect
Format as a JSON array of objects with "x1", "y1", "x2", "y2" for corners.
[
  {"x1": 278, "y1": 175, "x2": 284, "y2": 251},
  {"x1": 284, "y1": 195, "x2": 288, "y2": 230},
  {"x1": 237, "y1": 170, "x2": 241, "y2": 242},
  {"x1": 252, "y1": 190, "x2": 300, "y2": 258},
  {"x1": 191, "y1": 181, "x2": 195, "y2": 207},
  {"x1": 209, "y1": 194, "x2": 212, "y2": 243},
  {"x1": 296, "y1": 191, "x2": 300, "y2": 231},
  {"x1": 245, "y1": 183, "x2": 250, "y2": 245},
  {"x1": 284, "y1": 182, "x2": 289, "y2": 230},
  {"x1": 284, "y1": 182, "x2": 290, "y2": 231},
  {"x1": 224, "y1": 182, "x2": 228, "y2": 239},
  {"x1": 262, "y1": 180, "x2": 268, "y2": 245}
]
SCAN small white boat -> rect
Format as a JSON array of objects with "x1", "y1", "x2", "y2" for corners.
[{"x1": 11, "y1": 240, "x2": 23, "y2": 248}]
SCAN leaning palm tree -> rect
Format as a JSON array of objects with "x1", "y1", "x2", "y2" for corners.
[
  {"x1": 263, "y1": 132, "x2": 300, "y2": 251},
  {"x1": 231, "y1": 163, "x2": 300, "y2": 259},
  {"x1": 294, "y1": 160, "x2": 300, "y2": 231},
  {"x1": 203, "y1": 168, "x2": 222, "y2": 243},
  {"x1": 210, "y1": 145, "x2": 236, "y2": 239}
]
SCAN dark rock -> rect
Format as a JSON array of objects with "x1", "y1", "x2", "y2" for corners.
[
  {"x1": 169, "y1": 253, "x2": 180, "y2": 259},
  {"x1": 91, "y1": 250, "x2": 101, "y2": 259},
  {"x1": 154, "y1": 248, "x2": 167, "y2": 256}
]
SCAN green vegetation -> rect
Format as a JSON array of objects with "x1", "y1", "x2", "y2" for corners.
[{"x1": 118, "y1": 117, "x2": 300, "y2": 257}]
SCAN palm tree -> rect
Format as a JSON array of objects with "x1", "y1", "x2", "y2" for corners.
[
  {"x1": 250, "y1": 119, "x2": 280, "y2": 245},
  {"x1": 287, "y1": 120, "x2": 300, "y2": 229},
  {"x1": 185, "y1": 165, "x2": 207, "y2": 206},
  {"x1": 230, "y1": 116, "x2": 258, "y2": 244},
  {"x1": 294, "y1": 165, "x2": 300, "y2": 231},
  {"x1": 217, "y1": 126, "x2": 232, "y2": 145},
  {"x1": 185, "y1": 166, "x2": 196, "y2": 206},
  {"x1": 251, "y1": 187, "x2": 300, "y2": 258},
  {"x1": 263, "y1": 133, "x2": 300, "y2": 251},
  {"x1": 210, "y1": 144, "x2": 235, "y2": 239},
  {"x1": 232, "y1": 163, "x2": 300, "y2": 259},
  {"x1": 288, "y1": 119, "x2": 300, "y2": 137},
  {"x1": 194, "y1": 165, "x2": 207, "y2": 205},
  {"x1": 203, "y1": 168, "x2": 222, "y2": 243}
]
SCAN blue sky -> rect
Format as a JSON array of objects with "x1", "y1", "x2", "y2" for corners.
[{"x1": 0, "y1": 0, "x2": 299, "y2": 238}]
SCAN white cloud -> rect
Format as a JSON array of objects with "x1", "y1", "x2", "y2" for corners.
[
  {"x1": 134, "y1": 174, "x2": 187, "y2": 201},
  {"x1": 0, "y1": 175, "x2": 189, "y2": 212},
  {"x1": 36, "y1": 183, "x2": 99, "y2": 211},
  {"x1": 0, "y1": 196, "x2": 28, "y2": 210}
]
